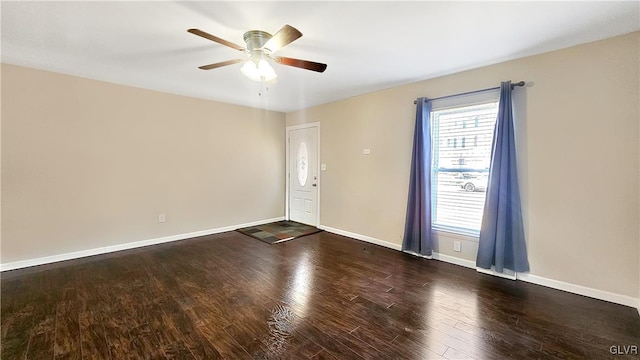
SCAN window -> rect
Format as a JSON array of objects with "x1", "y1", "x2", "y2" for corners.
[{"x1": 430, "y1": 91, "x2": 499, "y2": 235}]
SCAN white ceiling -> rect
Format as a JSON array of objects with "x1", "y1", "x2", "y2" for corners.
[{"x1": 2, "y1": 1, "x2": 638, "y2": 113}]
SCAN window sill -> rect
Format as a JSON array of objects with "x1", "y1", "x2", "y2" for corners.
[{"x1": 432, "y1": 226, "x2": 479, "y2": 242}]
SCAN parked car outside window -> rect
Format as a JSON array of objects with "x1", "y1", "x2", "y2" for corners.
[{"x1": 455, "y1": 173, "x2": 488, "y2": 192}]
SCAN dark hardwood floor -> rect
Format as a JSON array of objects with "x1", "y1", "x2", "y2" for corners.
[{"x1": 2, "y1": 231, "x2": 639, "y2": 359}]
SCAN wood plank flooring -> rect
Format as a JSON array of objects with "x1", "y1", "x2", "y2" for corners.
[{"x1": 2, "y1": 231, "x2": 639, "y2": 359}]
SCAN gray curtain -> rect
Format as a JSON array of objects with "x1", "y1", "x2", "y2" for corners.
[
  {"x1": 402, "y1": 98, "x2": 433, "y2": 256},
  {"x1": 476, "y1": 81, "x2": 529, "y2": 273}
]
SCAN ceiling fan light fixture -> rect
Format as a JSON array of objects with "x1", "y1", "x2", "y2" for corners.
[
  {"x1": 240, "y1": 58, "x2": 277, "y2": 82},
  {"x1": 189, "y1": 25, "x2": 327, "y2": 79}
]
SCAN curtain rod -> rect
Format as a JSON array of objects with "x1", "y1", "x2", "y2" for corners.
[{"x1": 413, "y1": 81, "x2": 525, "y2": 104}]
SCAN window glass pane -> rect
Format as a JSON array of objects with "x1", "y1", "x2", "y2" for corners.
[
  {"x1": 297, "y1": 142, "x2": 308, "y2": 186},
  {"x1": 431, "y1": 101, "x2": 498, "y2": 234}
]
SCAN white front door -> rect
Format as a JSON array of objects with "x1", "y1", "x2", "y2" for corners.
[{"x1": 289, "y1": 126, "x2": 318, "y2": 226}]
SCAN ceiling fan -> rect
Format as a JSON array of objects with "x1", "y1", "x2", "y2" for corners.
[{"x1": 187, "y1": 25, "x2": 327, "y2": 82}]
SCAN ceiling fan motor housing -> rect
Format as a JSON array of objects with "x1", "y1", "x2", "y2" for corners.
[{"x1": 243, "y1": 30, "x2": 273, "y2": 60}]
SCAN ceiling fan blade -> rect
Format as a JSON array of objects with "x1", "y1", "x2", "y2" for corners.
[
  {"x1": 198, "y1": 59, "x2": 244, "y2": 70},
  {"x1": 263, "y1": 25, "x2": 302, "y2": 53},
  {"x1": 188, "y1": 29, "x2": 245, "y2": 51},
  {"x1": 273, "y1": 56, "x2": 327, "y2": 73}
]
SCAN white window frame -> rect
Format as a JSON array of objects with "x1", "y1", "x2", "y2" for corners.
[{"x1": 430, "y1": 89, "x2": 500, "y2": 239}]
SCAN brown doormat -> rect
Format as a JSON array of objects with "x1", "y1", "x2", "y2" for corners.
[{"x1": 237, "y1": 221, "x2": 322, "y2": 244}]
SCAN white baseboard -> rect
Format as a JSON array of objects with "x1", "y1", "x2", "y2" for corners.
[
  {"x1": 406, "y1": 251, "x2": 516, "y2": 280},
  {"x1": 403, "y1": 250, "x2": 433, "y2": 259},
  {"x1": 0, "y1": 217, "x2": 285, "y2": 272},
  {"x1": 317, "y1": 225, "x2": 402, "y2": 251},
  {"x1": 476, "y1": 266, "x2": 517, "y2": 280},
  {"x1": 516, "y1": 273, "x2": 639, "y2": 309},
  {"x1": 0, "y1": 247, "x2": 107, "y2": 273},
  {"x1": 320, "y1": 226, "x2": 639, "y2": 310},
  {"x1": 432, "y1": 252, "x2": 476, "y2": 269},
  {"x1": 406, "y1": 250, "x2": 516, "y2": 280}
]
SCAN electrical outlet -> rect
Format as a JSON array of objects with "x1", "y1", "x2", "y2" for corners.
[
  {"x1": 158, "y1": 213, "x2": 166, "y2": 223},
  {"x1": 453, "y1": 240, "x2": 461, "y2": 252}
]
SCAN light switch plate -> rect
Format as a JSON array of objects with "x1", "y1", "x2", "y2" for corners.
[
  {"x1": 321, "y1": 164, "x2": 327, "y2": 171},
  {"x1": 363, "y1": 148, "x2": 371, "y2": 155}
]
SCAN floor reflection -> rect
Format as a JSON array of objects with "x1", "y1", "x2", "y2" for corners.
[
  {"x1": 416, "y1": 281, "x2": 480, "y2": 358},
  {"x1": 286, "y1": 250, "x2": 313, "y2": 319}
]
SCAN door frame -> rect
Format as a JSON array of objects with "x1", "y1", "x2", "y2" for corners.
[{"x1": 285, "y1": 122, "x2": 321, "y2": 226}]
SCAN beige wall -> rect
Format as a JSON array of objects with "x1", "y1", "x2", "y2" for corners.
[
  {"x1": 1, "y1": 64, "x2": 285, "y2": 264},
  {"x1": 287, "y1": 32, "x2": 640, "y2": 298}
]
